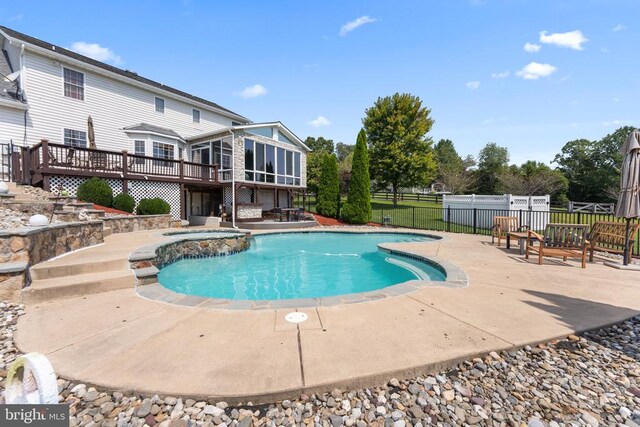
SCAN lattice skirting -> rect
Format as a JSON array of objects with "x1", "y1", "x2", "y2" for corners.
[{"x1": 49, "y1": 176, "x2": 181, "y2": 219}]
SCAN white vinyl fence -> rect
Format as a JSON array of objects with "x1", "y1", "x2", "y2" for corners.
[{"x1": 442, "y1": 194, "x2": 551, "y2": 230}]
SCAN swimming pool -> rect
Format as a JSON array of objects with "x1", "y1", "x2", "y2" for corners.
[{"x1": 157, "y1": 232, "x2": 445, "y2": 300}]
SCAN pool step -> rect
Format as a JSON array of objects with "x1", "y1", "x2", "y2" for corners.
[
  {"x1": 30, "y1": 258, "x2": 129, "y2": 280},
  {"x1": 22, "y1": 270, "x2": 134, "y2": 303}
]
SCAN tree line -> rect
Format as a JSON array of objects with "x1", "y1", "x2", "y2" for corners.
[{"x1": 306, "y1": 92, "x2": 634, "y2": 211}]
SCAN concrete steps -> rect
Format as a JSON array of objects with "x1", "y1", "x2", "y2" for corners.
[
  {"x1": 22, "y1": 270, "x2": 134, "y2": 303},
  {"x1": 30, "y1": 258, "x2": 129, "y2": 280}
]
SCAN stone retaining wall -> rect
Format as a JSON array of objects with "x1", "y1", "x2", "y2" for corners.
[
  {"x1": 0, "y1": 221, "x2": 104, "y2": 265},
  {"x1": 102, "y1": 215, "x2": 181, "y2": 234},
  {"x1": 129, "y1": 233, "x2": 250, "y2": 285}
]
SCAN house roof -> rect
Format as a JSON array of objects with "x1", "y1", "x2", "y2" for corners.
[
  {"x1": 123, "y1": 123, "x2": 183, "y2": 140},
  {"x1": 0, "y1": 49, "x2": 22, "y2": 105},
  {"x1": 0, "y1": 26, "x2": 248, "y2": 122},
  {"x1": 188, "y1": 121, "x2": 311, "y2": 152}
]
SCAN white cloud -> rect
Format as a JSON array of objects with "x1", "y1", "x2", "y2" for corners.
[
  {"x1": 539, "y1": 30, "x2": 588, "y2": 50},
  {"x1": 234, "y1": 84, "x2": 267, "y2": 98},
  {"x1": 70, "y1": 41, "x2": 122, "y2": 65},
  {"x1": 524, "y1": 42, "x2": 541, "y2": 52},
  {"x1": 613, "y1": 24, "x2": 626, "y2": 32},
  {"x1": 308, "y1": 116, "x2": 331, "y2": 127},
  {"x1": 491, "y1": 71, "x2": 509, "y2": 79},
  {"x1": 339, "y1": 16, "x2": 377, "y2": 36},
  {"x1": 603, "y1": 120, "x2": 627, "y2": 126},
  {"x1": 515, "y1": 62, "x2": 557, "y2": 80},
  {"x1": 466, "y1": 81, "x2": 480, "y2": 89},
  {"x1": 482, "y1": 117, "x2": 508, "y2": 125}
]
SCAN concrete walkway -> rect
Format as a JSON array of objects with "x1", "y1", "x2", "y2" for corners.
[{"x1": 15, "y1": 229, "x2": 640, "y2": 402}]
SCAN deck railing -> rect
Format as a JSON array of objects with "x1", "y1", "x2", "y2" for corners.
[{"x1": 26, "y1": 140, "x2": 226, "y2": 184}]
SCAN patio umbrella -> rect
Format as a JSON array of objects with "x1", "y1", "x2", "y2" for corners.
[
  {"x1": 614, "y1": 129, "x2": 640, "y2": 265},
  {"x1": 88, "y1": 116, "x2": 96, "y2": 149}
]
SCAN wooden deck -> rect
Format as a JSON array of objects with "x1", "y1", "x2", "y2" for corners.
[{"x1": 14, "y1": 140, "x2": 230, "y2": 189}]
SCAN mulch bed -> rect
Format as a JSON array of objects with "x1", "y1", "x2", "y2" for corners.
[
  {"x1": 92, "y1": 204, "x2": 133, "y2": 216},
  {"x1": 312, "y1": 213, "x2": 381, "y2": 227}
]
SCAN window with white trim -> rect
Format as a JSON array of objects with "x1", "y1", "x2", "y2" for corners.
[
  {"x1": 63, "y1": 129, "x2": 87, "y2": 147},
  {"x1": 155, "y1": 97, "x2": 165, "y2": 113},
  {"x1": 153, "y1": 141, "x2": 174, "y2": 167},
  {"x1": 245, "y1": 138, "x2": 300, "y2": 185},
  {"x1": 192, "y1": 109, "x2": 200, "y2": 123},
  {"x1": 134, "y1": 140, "x2": 145, "y2": 164},
  {"x1": 63, "y1": 68, "x2": 84, "y2": 100}
]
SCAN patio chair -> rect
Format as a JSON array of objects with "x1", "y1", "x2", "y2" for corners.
[
  {"x1": 525, "y1": 224, "x2": 590, "y2": 268},
  {"x1": 272, "y1": 208, "x2": 283, "y2": 222},
  {"x1": 588, "y1": 221, "x2": 640, "y2": 264},
  {"x1": 492, "y1": 216, "x2": 525, "y2": 246}
]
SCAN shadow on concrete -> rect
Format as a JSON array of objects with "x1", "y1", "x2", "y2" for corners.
[{"x1": 522, "y1": 289, "x2": 640, "y2": 359}]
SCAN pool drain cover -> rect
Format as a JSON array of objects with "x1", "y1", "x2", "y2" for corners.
[{"x1": 285, "y1": 312, "x2": 308, "y2": 323}]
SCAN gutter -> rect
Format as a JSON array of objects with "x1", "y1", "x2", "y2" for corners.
[{"x1": 0, "y1": 29, "x2": 248, "y2": 123}]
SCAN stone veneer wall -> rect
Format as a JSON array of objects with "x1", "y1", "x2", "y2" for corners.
[
  {"x1": 0, "y1": 221, "x2": 104, "y2": 265},
  {"x1": 129, "y1": 234, "x2": 250, "y2": 285},
  {"x1": 102, "y1": 215, "x2": 181, "y2": 234},
  {"x1": 153, "y1": 236, "x2": 251, "y2": 268},
  {"x1": 237, "y1": 204, "x2": 263, "y2": 220}
]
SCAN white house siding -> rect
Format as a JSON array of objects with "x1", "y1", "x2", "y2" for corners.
[
  {"x1": 0, "y1": 107, "x2": 25, "y2": 144},
  {"x1": 18, "y1": 50, "x2": 236, "y2": 155}
]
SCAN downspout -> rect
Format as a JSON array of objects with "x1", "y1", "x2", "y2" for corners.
[
  {"x1": 19, "y1": 43, "x2": 27, "y2": 145},
  {"x1": 230, "y1": 129, "x2": 237, "y2": 228}
]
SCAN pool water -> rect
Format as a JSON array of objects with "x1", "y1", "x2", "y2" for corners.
[{"x1": 157, "y1": 232, "x2": 445, "y2": 300}]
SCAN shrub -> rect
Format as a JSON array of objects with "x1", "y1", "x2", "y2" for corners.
[
  {"x1": 112, "y1": 193, "x2": 136, "y2": 213},
  {"x1": 341, "y1": 129, "x2": 372, "y2": 224},
  {"x1": 316, "y1": 154, "x2": 340, "y2": 218},
  {"x1": 136, "y1": 197, "x2": 170, "y2": 215},
  {"x1": 77, "y1": 177, "x2": 113, "y2": 207}
]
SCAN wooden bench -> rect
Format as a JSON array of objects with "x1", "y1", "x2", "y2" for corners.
[
  {"x1": 526, "y1": 224, "x2": 589, "y2": 268},
  {"x1": 492, "y1": 216, "x2": 524, "y2": 246},
  {"x1": 588, "y1": 221, "x2": 640, "y2": 264}
]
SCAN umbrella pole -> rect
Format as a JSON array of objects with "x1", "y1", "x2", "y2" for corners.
[{"x1": 623, "y1": 218, "x2": 631, "y2": 266}]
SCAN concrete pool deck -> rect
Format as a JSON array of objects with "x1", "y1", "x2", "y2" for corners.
[{"x1": 14, "y1": 227, "x2": 640, "y2": 403}]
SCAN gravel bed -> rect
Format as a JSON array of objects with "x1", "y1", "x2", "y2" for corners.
[{"x1": 0, "y1": 301, "x2": 639, "y2": 427}]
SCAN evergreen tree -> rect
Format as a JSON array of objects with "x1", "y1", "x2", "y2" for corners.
[
  {"x1": 341, "y1": 129, "x2": 372, "y2": 224},
  {"x1": 316, "y1": 154, "x2": 340, "y2": 218}
]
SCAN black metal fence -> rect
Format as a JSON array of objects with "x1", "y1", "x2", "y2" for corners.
[{"x1": 294, "y1": 193, "x2": 640, "y2": 256}]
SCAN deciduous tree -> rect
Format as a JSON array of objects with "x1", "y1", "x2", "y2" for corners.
[
  {"x1": 476, "y1": 143, "x2": 509, "y2": 194},
  {"x1": 363, "y1": 93, "x2": 436, "y2": 206}
]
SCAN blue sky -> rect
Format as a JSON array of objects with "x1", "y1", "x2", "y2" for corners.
[{"x1": 1, "y1": 1, "x2": 638, "y2": 165}]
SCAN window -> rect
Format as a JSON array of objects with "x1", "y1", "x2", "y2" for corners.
[
  {"x1": 192, "y1": 109, "x2": 200, "y2": 123},
  {"x1": 245, "y1": 139, "x2": 300, "y2": 186},
  {"x1": 134, "y1": 140, "x2": 145, "y2": 164},
  {"x1": 244, "y1": 139, "x2": 254, "y2": 181},
  {"x1": 155, "y1": 97, "x2": 165, "y2": 113},
  {"x1": 63, "y1": 129, "x2": 87, "y2": 147},
  {"x1": 178, "y1": 147, "x2": 183, "y2": 160},
  {"x1": 265, "y1": 145, "x2": 275, "y2": 183},
  {"x1": 63, "y1": 68, "x2": 84, "y2": 100},
  {"x1": 153, "y1": 142, "x2": 174, "y2": 167}
]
